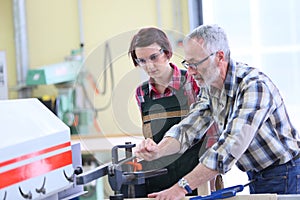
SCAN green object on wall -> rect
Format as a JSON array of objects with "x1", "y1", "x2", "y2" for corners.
[{"x1": 26, "y1": 61, "x2": 82, "y2": 85}]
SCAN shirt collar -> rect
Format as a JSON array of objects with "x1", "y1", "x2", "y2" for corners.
[
  {"x1": 223, "y1": 59, "x2": 237, "y2": 98},
  {"x1": 148, "y1": 63, "x2": 182, "y2": 94}
]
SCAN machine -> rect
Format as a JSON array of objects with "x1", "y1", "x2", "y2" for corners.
[
  {"x1": 25, "y1": 43, "x2": 115, "y2": 137},
  {"x1": 25, "y1": 58, "x2": 95, "y2": 135},
  {"x1": 0, "y1": 98, "x2": 166, "y2": 200},
  {"x1": 0, "y1": 98, "x2": 83, "y2": 200}
]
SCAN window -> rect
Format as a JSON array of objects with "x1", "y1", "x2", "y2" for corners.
[
  {"x1": 202, "y1": 0, "x2": 300, "y2": 192},
  {"x1": 203, "y1": 0, "x2": 300, "y2": 131}
]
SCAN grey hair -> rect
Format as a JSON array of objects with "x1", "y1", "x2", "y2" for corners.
[{"x1": 184, "y1": 24, "x2": 231, "y2": 61}]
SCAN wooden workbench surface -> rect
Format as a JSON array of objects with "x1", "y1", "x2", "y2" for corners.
[{"x1": 106, "y1": 194, "x2": 278, "y2": 200}]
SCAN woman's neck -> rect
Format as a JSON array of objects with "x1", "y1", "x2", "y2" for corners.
[{"x1": 154, "y1": 64, "x2": 173, "y2": 93}]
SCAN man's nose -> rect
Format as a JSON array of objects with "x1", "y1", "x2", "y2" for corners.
[{"x1": 187, "y1": 67, "x2": 197, "y2": 75}]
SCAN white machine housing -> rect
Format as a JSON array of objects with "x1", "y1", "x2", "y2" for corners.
[{"x1": 0, "y1": 98, "x2": 82, "y2": 200}]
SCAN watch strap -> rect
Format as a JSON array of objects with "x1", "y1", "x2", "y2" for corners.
[
  {"x1": 184, "y1": 184, "x2": 193, "y2": 194},
  {"x1": 178, "y1": 178, "x2": 193, "y2": 194}
]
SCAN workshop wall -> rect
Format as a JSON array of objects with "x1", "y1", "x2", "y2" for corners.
[
  {"x1": 0, "y1": 0, "x2": 191, "y2": 137},
  {"x1": 0, "y1": 1, "x2": 17, "y2": 98}
]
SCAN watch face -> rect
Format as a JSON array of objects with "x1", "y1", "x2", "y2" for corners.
[{"x1": 178, "y1": 178, "x2": 188, "y2": 187}]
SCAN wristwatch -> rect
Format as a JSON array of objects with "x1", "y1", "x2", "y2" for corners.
[{"x1": 178, "y1": 178, "x2": 193, "y2": 194}]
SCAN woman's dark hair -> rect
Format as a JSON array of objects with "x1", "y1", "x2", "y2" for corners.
[{"x1": 129, "y1": 27, "x2": 173, "y2": 66}]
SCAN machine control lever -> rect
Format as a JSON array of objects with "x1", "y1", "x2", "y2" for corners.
[
  {"x1": 18, "y1": 186, "x2": 32, "y2": 199},
  {"x1": 2, "y1": 191, "x2": 7, "y2": 200},
  {"x1": 64, "y1": 166, "x2": 83, "y2": 182},
  {"x1": 35, "y1": 177, "x2": 46, "y2": 194}
]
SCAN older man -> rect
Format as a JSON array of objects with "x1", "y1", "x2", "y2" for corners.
[{"x1": 135, "y1": 24, "x2": 300, "y2": 200}]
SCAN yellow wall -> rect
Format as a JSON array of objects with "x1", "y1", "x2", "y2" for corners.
[
  {"x1": 26, "y1": 0, "x2": 190, "y2": 65},
  {"x1": 1, "y1": 0, "x2": 191, "y2": 136},
  {"x1": 0, "y1": 1, "x2": 17, "y2": 98}
]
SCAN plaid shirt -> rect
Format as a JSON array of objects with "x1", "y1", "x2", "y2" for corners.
[
  {"x1": 135, "y1": 63, "x2": 200, "y2": 110},
  {"x1": 166, "y1": 60, "x2": 300, "y2": 173}
]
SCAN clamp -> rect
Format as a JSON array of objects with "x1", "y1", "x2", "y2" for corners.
[{"x1": 74, "y1": 142, "x2": 168, "y2": 200}]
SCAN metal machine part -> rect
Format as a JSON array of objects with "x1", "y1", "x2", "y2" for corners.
[
  {"x1": 0, "y1": 98, "x2": 84, "y2": 200},
  {"x1": 74, "y1": 142, "x2": 167, "y2": 200}
]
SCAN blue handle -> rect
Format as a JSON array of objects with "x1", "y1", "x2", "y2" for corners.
[{"x1": 190, "y1": 185, "x2": 244, "y2": 200}]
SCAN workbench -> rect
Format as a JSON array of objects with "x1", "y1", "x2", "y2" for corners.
[{"x1": 116, "y1": 194, "x2": 300, "y2": 199}]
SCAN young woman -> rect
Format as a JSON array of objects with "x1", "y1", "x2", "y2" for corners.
[{"x1": 126, "y1": 27, "x2": 203, "y2": 197}]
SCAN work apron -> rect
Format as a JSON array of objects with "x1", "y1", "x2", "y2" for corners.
[{"x1": 139, "y1": 83, "x2": 202, "y2": 195}]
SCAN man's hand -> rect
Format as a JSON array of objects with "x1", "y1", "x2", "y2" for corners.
[
  {"x1": 134, "y1": 138, "x2": 160, "y2": 161},
  {"x1": 147, "y1": 183, "x2": 187, "y2": 200},
  {"x1": 135, "y1": 137, "x2": 181, "y2": 161}
]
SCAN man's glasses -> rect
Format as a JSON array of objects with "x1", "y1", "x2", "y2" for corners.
[
  {"x1": 135, "y1": 49, "x2": 164, "y2": 67},
  {"x1": 181, "y1": 52, "x2": 215, "y2": 70}
]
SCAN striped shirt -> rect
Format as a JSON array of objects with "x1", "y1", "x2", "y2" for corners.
[
  {"x1": 165, "y1": 60, "x2": 300, "y2": 173},
  {"x1": 135, "y1": 63, "x2": 200, "y2": 110}
]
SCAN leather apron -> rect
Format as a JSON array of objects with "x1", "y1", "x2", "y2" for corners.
[{"x1": 139, "y1": 76, "x2": 202, "y2": 195}]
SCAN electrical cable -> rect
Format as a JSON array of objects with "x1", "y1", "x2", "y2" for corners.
[{"x1": 80, "y1": 41, "x2": 115, "y2": 112}]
